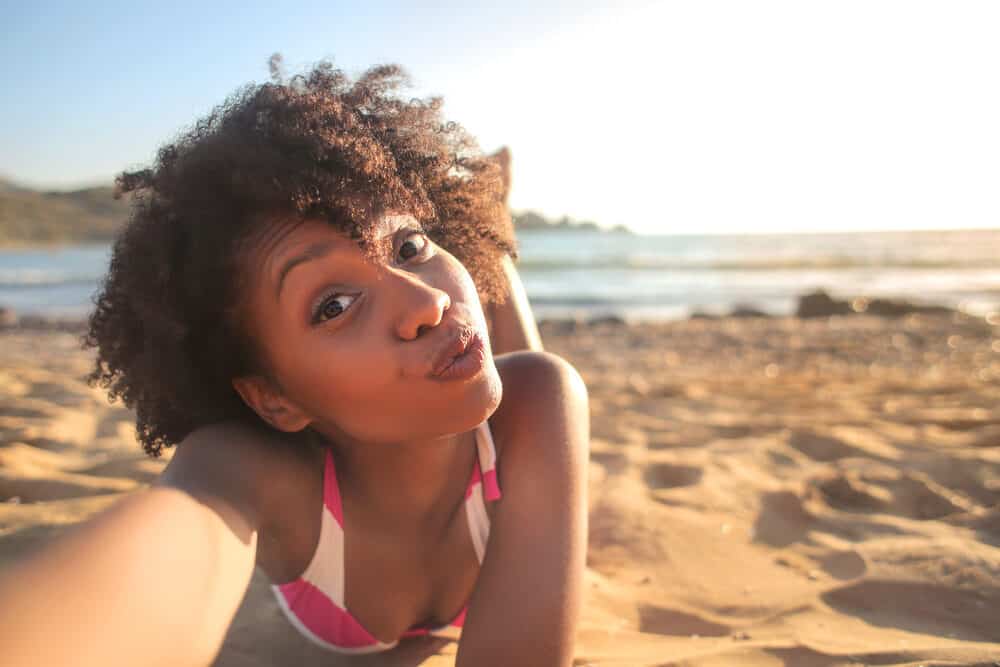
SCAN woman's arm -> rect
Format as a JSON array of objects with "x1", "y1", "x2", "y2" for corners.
[
  {"x1": 486, "y1": 253, "x2": 544, "y2": 354},
  {"x1": 457, "y1": 351, "x2": 590, "y2": 666},
  {"x1": 484, "y1": 145, "x2": 543, "y2": 355},
  {"x1": 0, "y1": 424, "x2": 263, "y2": 667}
]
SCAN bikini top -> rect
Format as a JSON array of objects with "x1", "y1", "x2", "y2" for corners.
[{"x1": 271, "y1": 420, "x2": 502, "y2": 654}]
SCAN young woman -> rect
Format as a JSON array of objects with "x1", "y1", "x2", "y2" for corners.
[{"x1": 0, "y1": 58, "x2": 589, "y2": 666}]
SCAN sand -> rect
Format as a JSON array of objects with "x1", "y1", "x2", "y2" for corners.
[{"x1": 1, "y1": 312, "x2": 999, "y2": 666}]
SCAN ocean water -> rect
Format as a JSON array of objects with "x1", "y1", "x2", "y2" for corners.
[
  {"x1": 516, "y1": 228, "x2": 1000, "y2": 321},
  {"x1": 1, "y1": 229, "x2": 998, "y2": 322}
]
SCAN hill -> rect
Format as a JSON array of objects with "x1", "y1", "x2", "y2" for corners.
[
  {"x1": 0, "y1": 179, "x2": 129, "y2": 244},
  {"x1": 512, "y1": 210, "x2": 631, "y2": 234},
  {"x1": 0, "y1": 178, "x2": 631, "y2": 244}
]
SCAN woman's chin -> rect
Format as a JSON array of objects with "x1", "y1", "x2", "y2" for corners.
[
  {"x1": 480, "y1": 361, "x2": 503, "y2": 417},
  {"x1": 444, "y1": 360, "x2": 503, "y2": 432}
]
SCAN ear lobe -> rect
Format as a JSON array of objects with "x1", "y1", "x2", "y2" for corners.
[{"x1": 231, "y1": 375, "x2": 311, "y2": 433}]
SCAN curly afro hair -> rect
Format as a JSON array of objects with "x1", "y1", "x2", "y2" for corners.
[{"x1": 84, "y1": 55, "x2": 518, "y2": 457}]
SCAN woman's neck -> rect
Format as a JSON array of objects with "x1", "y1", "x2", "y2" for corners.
[{"x1": 310, "y1": 425, "x2": 478, "y2": 537}]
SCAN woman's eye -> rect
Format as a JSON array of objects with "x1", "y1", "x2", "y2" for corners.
[
  {"x1": 398, "y1": 230, "x2": 429, "y2": 262},
  {"x1": 313, "y1": 293, "x2": 357, "y2": 324}
]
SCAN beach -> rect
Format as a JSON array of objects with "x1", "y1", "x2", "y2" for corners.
[{"x1": 1, "y1": 311, "x2": 999, "y2": 665}]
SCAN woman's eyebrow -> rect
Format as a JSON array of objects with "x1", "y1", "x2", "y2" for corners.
[{"x1": 274, "y1": 240, "x2": 340, "y2": 299}]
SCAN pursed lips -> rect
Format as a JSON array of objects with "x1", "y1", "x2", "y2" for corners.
[{"x1": 427, "y1": 326, "x2": 479, "y2": 378}]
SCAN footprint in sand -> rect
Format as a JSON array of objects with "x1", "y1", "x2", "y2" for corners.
[
  {"x1": 752, "y1": 491, "x2": 814, "y2": 548},
  {"x1": 815, "y1": 469, "x2": 971, "y2": 520},
  {"x1": 637, "y1": 604, "x2": 730, "y2": 637},
  {"x1": 643, "y1": 463, "x2": 703, "y2": 490},
  {"x1": 22, "y1": 381, "x2": 93, "y2": 408},
  {"x1": 968, "y1": 423, "x2": 1000, "y2": 448},
  {"x1": 787, "y1": 429, "x2": 861, "y2": 462},
  {"x1": 645, "y1": 430, "x2": 709, "y2": 450},
  {"x1": 712, "y1": 425, "x2": 756, "y2": 439},
  {"x1": 819, "y1": 549, "x2": 867, "y2": 580},
  {"x1": 0, "y1": 403, "x2": 58, "y2": 420},
  {"x1": 95, "y1": 409, "x2": 136, "y2": 440},
  {"x1": 589, "y1": 450, "x2": 629, "y2": 475},
  {"x1": 822, "y1": 580, "x2": 1000, "y2": 643}
]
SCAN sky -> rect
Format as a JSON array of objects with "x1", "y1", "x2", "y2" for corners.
[{"x1": 1, "y1": 0, "x2": 998, "y2": 236}]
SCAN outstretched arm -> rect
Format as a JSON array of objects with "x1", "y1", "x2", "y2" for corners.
[
  {"x1": 485, "y1": 145, "x2": 543, "y2": 354},
  {"x1": 486, "y1": 253, "x2": 544, "y2": 354},
  {"x1": 0, "y1": 427, "x2": 261, "y2": 667}
]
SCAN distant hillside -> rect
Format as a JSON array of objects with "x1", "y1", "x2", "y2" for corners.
[
  {"x1": 513, "y1": 210, "x2": 631, "y2": 234},
  {"x1": 0, "y1": 178, "x2": 630, "y2": 244},
  {"x1": 0, "y1": 179, "x2": 129, "y2": 244}
]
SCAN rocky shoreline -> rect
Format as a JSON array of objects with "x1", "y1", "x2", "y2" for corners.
[{"x1": 3, "y1": 288, "x2": 994, "y2": 335}]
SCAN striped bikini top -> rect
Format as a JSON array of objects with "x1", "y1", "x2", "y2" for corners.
[{"x1": 271, "y1": 420, "x2": 502, "y2": 654}]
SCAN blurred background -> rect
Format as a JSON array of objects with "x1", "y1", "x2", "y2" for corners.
[{"x1": 1, "y1": 0, "x2": 998, "y2": 320}]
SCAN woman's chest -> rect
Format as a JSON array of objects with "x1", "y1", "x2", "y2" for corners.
[
  {"x1": 341, "y1": 506, "x2": 482, "y2": 639},
  {"x1": 257, "y1": 446, "x2": 490, "y2": 642}
]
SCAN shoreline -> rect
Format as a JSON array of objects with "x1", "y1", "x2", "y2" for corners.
[{"x1": 4, "y1": 288, "x2": 995, "y2": 334}]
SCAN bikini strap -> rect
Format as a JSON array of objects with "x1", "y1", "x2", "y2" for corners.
[
  {"x1": 476, "y1": 419, "x2": 502, "y2": 501},
  {"x1": 464, "y1": 419, "x2": 501, "y2": 563}
]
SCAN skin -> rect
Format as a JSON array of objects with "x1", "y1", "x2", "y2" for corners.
[{"x1": 0, "y1": 211, "x2": 589, "y2": 667}]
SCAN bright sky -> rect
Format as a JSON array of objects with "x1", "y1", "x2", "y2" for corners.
[{"x1": 2, "y1": 0, "x2": 998, "y2": 235}]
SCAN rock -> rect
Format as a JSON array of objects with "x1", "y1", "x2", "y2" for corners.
[
  {"x1": 796, "y1": 290, "x2": 852, "y2": 318},
  {"x1": 15, "y1": 314, "x2": 87, "y2": 332},
  {"x1": 17, "y1": 314, "x2": 50, "y2": 329},
  {"x1": 539, "y1": 318, "x2": 581, "y2": 336},
  {"x1": 729, "y1": 304, "x2": 771, "y2": 318},
  {"x1": 588, "y1": 315, "x2": 626, "y2": 326},
  {"x1": 796, "y1": 289, "x2": 955, "y2": 319},
  {"x1": 865, "y1": 297, "x2": 953, "y2": 318},
  {"x1": 0, "y1": 306, "x2": 17, "y2": 329}
]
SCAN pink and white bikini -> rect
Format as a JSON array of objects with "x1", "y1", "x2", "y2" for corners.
[{"x1": 271, "y1": 419, "x2": 502, "y2": 653}]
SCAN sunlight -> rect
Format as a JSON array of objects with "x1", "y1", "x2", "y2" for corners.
[{"x1": 439, "y1": 1, "x2": 1000, "y2": 235}]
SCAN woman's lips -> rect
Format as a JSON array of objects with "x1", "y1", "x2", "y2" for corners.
[{"x1": 429, "y1": 331, "x2": 486, "y2": 381}]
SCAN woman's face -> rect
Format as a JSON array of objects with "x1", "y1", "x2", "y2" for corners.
[{"x1": 237, "y1": 213, "x2": 503, "y2": 445}]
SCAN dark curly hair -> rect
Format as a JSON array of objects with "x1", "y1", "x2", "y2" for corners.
[{"x1": 84, "y1": 55, "x2": 518, "y2": 457}]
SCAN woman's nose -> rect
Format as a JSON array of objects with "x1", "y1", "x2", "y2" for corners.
[{"x1": 391, "y1": 271, "x2": 451, "y2": 341}]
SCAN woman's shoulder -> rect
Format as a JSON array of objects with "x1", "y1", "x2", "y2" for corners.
[
  {"x1": 493, "y1": 350, "x2": 588, "y2": 419},
  {"x1": 158, "y1": 420, "x2": 321, "y2": 535},
  {"x1": 489, "y1": 350, "x2": 589, "y2": 463}
]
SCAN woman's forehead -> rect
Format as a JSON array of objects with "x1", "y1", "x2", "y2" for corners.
[
  {"x1": 245, "y1": 213, "x2": 420, "y2": 294},
  {"x1": 251, "y1": 212, "x2": 417, "y2": 262}
]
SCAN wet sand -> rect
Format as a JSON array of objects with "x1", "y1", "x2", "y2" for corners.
[{"x1": 1, "y1": 311, "x2": 999, "y2": 666}]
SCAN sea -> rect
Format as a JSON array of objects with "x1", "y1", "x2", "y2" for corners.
[{"x1": 1, "y1": 228, "x2": 998, "y2": 322}]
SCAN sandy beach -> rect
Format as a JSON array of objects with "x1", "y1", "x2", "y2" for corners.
[{"x1": 1, "y1": 311, "x2": 999, "y2": 666}]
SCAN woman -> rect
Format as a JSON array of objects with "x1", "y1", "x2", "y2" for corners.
[{"x1": 0, "y1": 57, "x2": 588, "y2": 666}]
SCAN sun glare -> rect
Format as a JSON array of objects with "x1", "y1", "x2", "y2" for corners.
[{"x1": 439, "y1": 1, "x2": 1000, "y2": 235}]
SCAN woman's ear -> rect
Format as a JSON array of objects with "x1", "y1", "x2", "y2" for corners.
[{"x1": 231, "y1": 375, "x2": 311, "y2": 433}]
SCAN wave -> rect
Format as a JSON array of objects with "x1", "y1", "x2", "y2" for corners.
[
  {"x1": 527, "y1": 295, "x2": 688, "y2": 306},
  {"x1": 516, "y1": 257, "x2": 1000, "y2": 272},
  {"x1": 0, "y1": 272, "x2": 103, "y2": 289}
]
